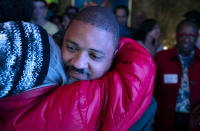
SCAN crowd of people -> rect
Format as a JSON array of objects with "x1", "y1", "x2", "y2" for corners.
[{"x1": 0, "y1": 0, "x2": 200, "y2": 131}]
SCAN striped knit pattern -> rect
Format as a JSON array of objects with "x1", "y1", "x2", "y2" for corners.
[{"x1": 0, "y1": 21, "x2": 50, "y2": 98}]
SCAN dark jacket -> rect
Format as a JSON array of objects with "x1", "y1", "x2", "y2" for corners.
[{"x1": 154, "y1": 46, "x2": 200, "y2": 131}]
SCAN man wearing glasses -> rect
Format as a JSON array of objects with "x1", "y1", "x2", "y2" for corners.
[{"x1": 154, "y1": 19, "x2": 200, "y2": 131}]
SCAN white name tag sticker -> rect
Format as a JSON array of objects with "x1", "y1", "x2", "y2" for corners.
[{"x1": 164, "y1": 74, "x2": 178, "y2": 84}]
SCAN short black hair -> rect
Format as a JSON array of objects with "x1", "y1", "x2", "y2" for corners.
[
  {"x1": 176, "y1": 19, "x2": 199, "y2": 33},
  {"x1": 64, "y1": 6, "x2": 79, "y2": 19},
  {"x1": 184, "y1": 10, "x2": 200, "y2": 23},
  {"x1": 48, "y1": 3, "x2": 58, "y2": 10},
  {"x1": 65, "y1": 6, "x2": 79, "y2": 14},
  {"x1": 69, "y1": 6, "x2": 120, "y2": 49},
  {"x1": 134, "y1": 19, "x2": 158, "y2": 41},
  {"x1": 114, "y1": 5, "x2": 129, "y2": 17},
  {"x1": 0, "y1": 0, "x2": 33, "y2": 22}
]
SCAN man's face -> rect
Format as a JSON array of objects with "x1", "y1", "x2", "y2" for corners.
[
  {"x1": 153, "y1": 24, "x2": 160, "y2": 35},
  {"x1": 33, "y1": 1, "x2": 47, "y2": 20},
  {"x1": 149, "y1": 24, "x2": 160, "y2": 39},
  {"x1": 115, "y1": 8, "x2": 128, "y2": 26},
  {"x1": 62, "y1": 20, "x2": 116, "y2": 83},
  {"x1": 176, "y1": 22, "x2": 198, "y2": 56},
  {"x1": 135, "y1": 12, "x2": 146, "y2": 27},
  {"x1": 61, "y1": 15, "x2": 70, "y2": 29}
]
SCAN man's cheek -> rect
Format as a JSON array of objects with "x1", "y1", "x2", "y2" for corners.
[
  {"x1": 91, "y1": 63, "x2": 110, "y2": 79},
  {"x1": 62, "y1": 51, "x2": 72, "y2": 62}
]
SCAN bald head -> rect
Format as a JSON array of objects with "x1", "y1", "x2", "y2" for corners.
[{"x1": 70, "y1": 6, "x2": 120, "y2": 49}]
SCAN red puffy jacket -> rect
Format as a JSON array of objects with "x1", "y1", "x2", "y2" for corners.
[{"x1": 0, "y1": 37, "x2": 156, "y2": 131}]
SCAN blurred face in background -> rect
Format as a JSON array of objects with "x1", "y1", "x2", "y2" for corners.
[
  {"x1": 176, "y1": 22, "x2": 198, "y2": 56},
  {"x1": 33, "y1": 1, "x2": 47, "y2": 20},
  {"x1": 62, "y1": 20, "x2": 116, "y2": 84},
  {"x1": 135, "y1": 12, "x2": 146, "y2": 27},
  {"x1": 153, "y1": 24, "x2": 160, "y2": 35},
  {"x1": 115, "y1": 8, "x2": 128, "y2": 26},
  {"x1": 61, "y1": 14, "x2": 70, "y2": 30},
  {"x1": 149, "y1": 24, "x2": 160, "y2": 39}
]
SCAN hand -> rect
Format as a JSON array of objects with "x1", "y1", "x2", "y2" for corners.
[{"x1": 149, "y1": 30, "x2": 160, "y2": 39}]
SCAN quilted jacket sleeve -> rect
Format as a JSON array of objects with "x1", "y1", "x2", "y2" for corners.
[
  {"x1": 48, "y1": 37, "x2": 156, "y2": 131},
  {"x1": 45, "y1": 37, "x2": 156, "y2": 131},
  {"x1": 100, "y1": 37, "x2": 156, "y2": 130}
]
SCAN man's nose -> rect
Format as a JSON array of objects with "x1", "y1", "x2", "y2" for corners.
[
  {"x1": 71, "y1": 52, "x2": 88, "y2": 69},
  {"x1": 183, "y1": 37, "x2": 191, "y2": 42}
]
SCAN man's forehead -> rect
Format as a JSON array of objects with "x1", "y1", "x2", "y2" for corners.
[
  {"x1": 116, "y1": 9, "x2": 127, "y2": 15},
  {"x1": 179, "y1": 22, "x2": 198, "y2": 31},
  {"x1": 67, "y1": 20, "x2": 113, "y2": 33},
  {"x1": 66, "y1": 20, "x2": 114, "y2": 41},
  {"x1": 64, "y1": 21, "x2": 115, "y2": 54}
]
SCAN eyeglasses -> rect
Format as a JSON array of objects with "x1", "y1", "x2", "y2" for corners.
[{"x1": 176, "y1": 32, "x2": 198, "y2": 41}]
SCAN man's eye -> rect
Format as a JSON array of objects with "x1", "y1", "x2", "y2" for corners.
[
  {"x1": 66, "y1": 45, "x2": 77, "y2": 52},
  {"x1": 89, "y1": 53, "x2": 103, "y2": 61}
]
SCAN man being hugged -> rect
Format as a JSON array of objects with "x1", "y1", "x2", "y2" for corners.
[{"x1": 0, "y1": 6, "x2": 155, "y2": 131}]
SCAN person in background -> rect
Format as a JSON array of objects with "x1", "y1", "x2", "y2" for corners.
[
  {"x1": 46, "y1": 2, "x2": 59, "y2": 20},
  {"x1": 114, "y1": 5, "x2": 133, "y2": 37},
  {"x1": 53, "y1": 29, "x2": 65, "y2": 48},
  {"x1": 154, "y1": 19, "x2": 200, "y2": 131},
  {"x1": 49, "y1": 15, "x2": 62, "y2": 29},
  {"x1": 56, "y1": 6, "x2": 78, "y2": 31},
  {"x1": 134, "y1": 11, "x2": 146, "y2": 28},
  {"x1": 133, "y1": 19, "x2": 163, "y2": 58},
  {"x1": 183, "y1": 10, "x2": 200, "y2": 50},
  {"x1": 130, "y1": 18, "x2": 159, "y2": 131},
  {"x1": 32, "y1": 0, "x2": 58, "y2": 35},
  {"x1": 64, "y1": 5, "x2": 79, "y2": 19},
  {"x1": 60, "y1": 13, "x2": 71, "y2": 30}
]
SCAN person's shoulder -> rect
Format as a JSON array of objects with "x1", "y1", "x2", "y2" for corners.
[
  {"x1": 119, "y1": 37, "x2": 151, "y2": 56},
  {"x1": 156, "y1": 49, "x2": 169, "y2": 57},
  {"x1": 45, "y1": 21, "x2": 58, "y2": 30},
  {"x1": 156, "y1": 46, "x2": 176, "y2": 58},
  {"x1": 44, "y1": 21, "x2": 58, "y2": 35},
  {"x1": 46, "y1": 21, "x2": 57, "y2": 27},
  {"x1": 119, "y1": 37, "x2": 155, "y2": 70},
  {"x1": 154, "y1": 46, "x2": 177, "y2": 67}
]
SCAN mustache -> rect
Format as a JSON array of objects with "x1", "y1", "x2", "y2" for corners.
[{"x1": 67, "y1": 65, "x2": 91, "y2": 76}]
